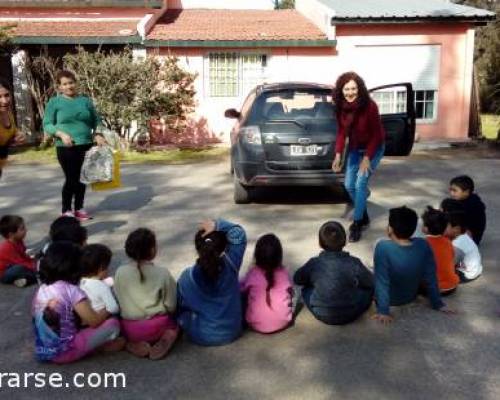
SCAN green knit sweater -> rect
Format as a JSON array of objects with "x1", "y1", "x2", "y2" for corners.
[
  {"x1": 114, "y1": 262, "x2": 177, "y2": 320},
  {"x1": 43, "y1": 95, "x2": 100, "y2": 146}
]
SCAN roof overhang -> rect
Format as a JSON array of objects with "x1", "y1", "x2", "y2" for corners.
[
  {"x1": 143, "y1": 39, "x2": 336, "y2": 48},
  {"x1": 0, "y1": 1, "x2": 164, "y2": 8},
  {"x1": 12, "y1": 36, "x2": 141, "y2": 45},
  {"x1": 331, "y1": 16, "x2": 496, "y2": 25}
]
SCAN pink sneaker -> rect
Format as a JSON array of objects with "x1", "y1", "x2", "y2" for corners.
[
  {"x1": 61, "y1": 211, "x2": 75, "y2": 218},
  {"x1": 74, "y1": 209, "x2": 92, "y2": 221}
]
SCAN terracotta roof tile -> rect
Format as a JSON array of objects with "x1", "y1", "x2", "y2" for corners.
[
  {"x1": 0, "y1": 7, "x2": 158, "y2": 37},
  {"x1": 147, "y1": 9, "x2": 327, "y2": 42},
  {"x1": 1, "y1": 20, "x2": 138, "y2": 37}
]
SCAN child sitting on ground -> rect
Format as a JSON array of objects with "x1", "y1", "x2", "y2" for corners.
[
  {"x1": 37, "y1": 216, "x2": 84, "y2": 259},
  {"x1": 0, "y1": 215, "x2": 37, "y2": 287},
  {"x1": 421, "y1": 206, "x2": 459, "y2": 295},
  {"x1": 114, "y1": 228, "x2": 178, "y2": 360},
  {"x1": 294, "y1": 221, "x2": 374, "y2": 325},
  {"x1": 240, "y1": 234, "x2": 293, "y2": 333},
  {"x1": 372, "y1": 206, "x2": 453, "y2": 324},
  {"x1": 32, "y1": 241, "x2": 123, "y2": 363},
  {"x1": 447, "y1": 175, "x2": 486, "y2": 245},
  {"x1": 444, "y1": 211, "x2": 483, "y2": 283},
  {"x1": 177, "y1": 219, "x2": 247, "y2": 346},
  {"x1": 80, "y1": 244, "x2": 119, "y2": 316}
]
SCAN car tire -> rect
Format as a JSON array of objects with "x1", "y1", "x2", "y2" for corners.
[{"x1": 234, "y1": 177, "x2": 251, "y2": 204}]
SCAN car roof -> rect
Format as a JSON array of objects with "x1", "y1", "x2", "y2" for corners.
[{"x1": 256, "y1": 82, "x2": 334, "y2": 94}]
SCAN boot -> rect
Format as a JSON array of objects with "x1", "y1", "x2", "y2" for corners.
[
  {"x1": 360, "y1": 210, "x2": 370, "y2": 229},
  {"x1": 349, "y1": 221, "x2": 362, "y2": 242}
]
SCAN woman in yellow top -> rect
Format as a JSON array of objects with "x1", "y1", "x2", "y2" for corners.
[{"x1": 0, "y1": 79, "x2": 25, "y2": 179}]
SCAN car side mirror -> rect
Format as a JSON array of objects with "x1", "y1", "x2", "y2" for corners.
[{"x1": 224, "y1": 108, "x2": 241, "y2": 119}]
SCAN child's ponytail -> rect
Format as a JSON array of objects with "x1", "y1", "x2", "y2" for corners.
[
  {"x1": 195, "y1": 230, "x2": 227, "y2": 282},
  {"x1": 254, "y1": 234, "x2": 283, "y2": 308},
  {"x1": 125, "y1": 228, "x2": 157, "y2": 283}
]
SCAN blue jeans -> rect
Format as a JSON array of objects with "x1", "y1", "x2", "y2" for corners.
[
  {"x1": 302, "y1": 287, "x2": 373, "y2": 325},
  {"x1": 344, "y1": 145, "x2": 385, "y2": 221},
  {"x1": 0, "y1": 264, "x2": 37, "y2": 285}
]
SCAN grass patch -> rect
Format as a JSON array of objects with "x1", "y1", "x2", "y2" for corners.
[
  {"x1": 10, "y1": 146, "x2": 229, "y2": 165},
  {"x1": 481, "y1": 114, "x2": 499, "y2": 140}
]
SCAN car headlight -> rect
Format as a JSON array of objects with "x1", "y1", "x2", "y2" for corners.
[{"x1": 240, "y1": 126, "x2": 262, "y2": 145}]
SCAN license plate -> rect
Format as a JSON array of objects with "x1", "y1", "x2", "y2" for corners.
[{"x1": 290, "y1": 145, "x2": 318, "y2": 156}]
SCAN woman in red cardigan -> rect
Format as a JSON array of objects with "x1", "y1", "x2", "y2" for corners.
[{"x1": 332, "y1": 72, "x2": 385, "y2": 242}]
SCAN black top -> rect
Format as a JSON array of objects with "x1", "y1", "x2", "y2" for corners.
[{"x1": 460, "y1": 193, "x2": 486, "y2": 245}]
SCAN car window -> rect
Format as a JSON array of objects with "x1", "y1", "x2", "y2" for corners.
[
  {"x1": 240, "y1": 91, "x2": 257, "y2": 122},
  {"x1": 248, "y1": 89, "x2": 335, "y2": 124}
]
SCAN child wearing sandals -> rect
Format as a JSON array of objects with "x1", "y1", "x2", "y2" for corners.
[
  {"x1": 32, "y1": 242, "x2": 123, "y2": 363},
  {"x1": 240, "y1": 234, "x2": 293, "y2": 333},
  {"x1": 114, "y1": 228, "x2": 178, "y2": 360}
]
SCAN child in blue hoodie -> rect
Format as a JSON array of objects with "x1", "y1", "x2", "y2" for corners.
[{"x1": 177, "y1": 219, "x2": 247, "y2": 346}]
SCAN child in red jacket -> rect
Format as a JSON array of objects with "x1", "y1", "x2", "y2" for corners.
[{"x1": 0, "y1": 215, "x2": 37, "y2": 287}]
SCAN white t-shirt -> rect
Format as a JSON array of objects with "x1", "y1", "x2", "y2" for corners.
[
  {"x1": 453, "y1": 234, "x2": 482, "y2": 280},
  {"x1": 80, "y1": 277, "x2": 120, "y2": 314}
]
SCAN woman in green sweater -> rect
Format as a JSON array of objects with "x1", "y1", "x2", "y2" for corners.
[{"x1": 43, "y1": 70, "x2": 105, "y2": 220}]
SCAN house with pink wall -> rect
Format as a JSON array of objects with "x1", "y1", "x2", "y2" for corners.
[
  {"x1": 144, "y1": 0, "x2": 494, "y2": 143},
  {"x1": 1, "y1": 0, "x2": 495, "y2": 144}
]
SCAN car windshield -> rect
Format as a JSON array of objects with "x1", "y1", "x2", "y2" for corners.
[{"x1": 249, "y1": 88, "x2": 335, "y2": 124}]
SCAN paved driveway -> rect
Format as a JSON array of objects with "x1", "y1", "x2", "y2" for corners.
[{"x1": 0, "y1": 153, "x2": 499, "y2": 400}]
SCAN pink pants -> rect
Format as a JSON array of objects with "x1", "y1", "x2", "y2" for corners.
[
  {"x1": 53, "y1": 318, "x2": 120, "y2": 364},
  {"x1": 121, "y1": 314, "x2": 177, "y2": 343}
]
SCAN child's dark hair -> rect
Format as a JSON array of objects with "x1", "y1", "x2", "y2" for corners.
[
  {"x1": 125, "y1": 228, "x2": 156, "y2": 283},
  {"x1": 441, "y1": 198, "x2": 465, "y2": 214},
  {"x1": 51, "y1": 223, "x2": 87, "y2": 246},
  {"x1": 0, "y1": 215, "x2": 24, "y2": 238},
  {"x1": 254, "y1": 234, "x2": 283, "y2": 307},
  {"x1": 447, "y1": 211, "x2": 467, "y2": 234},
  {"x1": 49, "y1": 216, "x2": 80, "y2": 239},
  {"x1": 422, "y1": 206, "x2": 448, "y2": 236},
  {"x1": 319, "y1": 221, "x2": 346, "y2": 251},
  {"x1": 39, "y1": 241, "x2": 83, "y2": 285},
  {"x1": 450, "y1": 175, "x2": 474, "y2": 193},
  {"x1": 388, "y1": 206, "x2": 418, "y2": 239},
  {"x1": 81, "y1": 244, "x2": 112, "y2": 277},
  {"x1": 195, "y1": 230, "x2": 227, "y2": 282}
]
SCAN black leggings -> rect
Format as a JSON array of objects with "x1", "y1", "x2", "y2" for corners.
[{"x1": 56, "y1": 144, "x2": 92, "y2": 213}]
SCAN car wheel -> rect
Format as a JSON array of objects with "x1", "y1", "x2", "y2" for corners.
[{"x1": 234, "y1": 177, "x2": 251, "y2": 204}]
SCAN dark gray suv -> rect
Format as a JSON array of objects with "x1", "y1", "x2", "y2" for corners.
[{"x1": 225, "y1": 82, "x2": 415, "y2": 204}]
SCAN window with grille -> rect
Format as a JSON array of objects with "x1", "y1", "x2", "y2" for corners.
[
  {"x1": 414, "y1": 90, "x2": 436, "y2": 120},
  {"x1": 371, "y1": 90, "x2": 437, "y2": 121},
  {"x1": 207, "y1": 53, "x2": 266, "y2": 97}
]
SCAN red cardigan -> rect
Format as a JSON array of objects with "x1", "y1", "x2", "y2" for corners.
[
  {"x1": 0, "y1": 240, "x2": 35, "y2": 277},
  {"x1": 334, "y1": 100, "x2": 385, "y2": 160}
]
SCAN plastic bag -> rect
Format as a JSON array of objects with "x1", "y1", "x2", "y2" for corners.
[
  {"x1": 91, "y1": 151, "x2": 121, "y2": 191},
  {"x1": 80, "y1": 146, "x2": 114, "y2": 184}
]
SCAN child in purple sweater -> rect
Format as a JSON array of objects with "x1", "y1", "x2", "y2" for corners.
[{"x1": 240, "y1": 234, "x2": 293, "y2": 333}]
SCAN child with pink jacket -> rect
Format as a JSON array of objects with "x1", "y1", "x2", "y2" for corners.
[{"x1": 240, "y1": 234, "x2": 293, "y2": 333}]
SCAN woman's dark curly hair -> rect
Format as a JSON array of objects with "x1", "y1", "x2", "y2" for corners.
[
  {"x1": 0, "y1": 78, "x2": 13, "y2": 93},
  {"x1": 334, "y1": 71, "x2": 371, "y2": 114},
  {"x1": 39, "y1": 241, "x2": 83, "y2": 285}
]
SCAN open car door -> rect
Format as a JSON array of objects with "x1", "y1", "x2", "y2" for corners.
[{"x1": 369, "y1": 83, "x2": 416, "y2": 156}]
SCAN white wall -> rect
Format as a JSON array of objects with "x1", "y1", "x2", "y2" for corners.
[
  {"x1": 168, "y1": 0, "x2": 275, "y2": 9},
  {"x1": 166, "y1": 49, "x2": 338, "y2": 140},
  {"x1": 295, "y1": 0, "x2": 335, "y2": 39}
]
